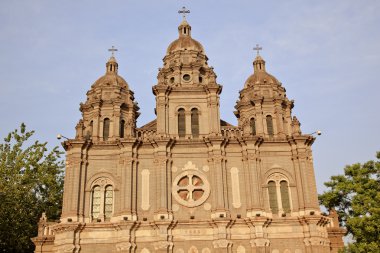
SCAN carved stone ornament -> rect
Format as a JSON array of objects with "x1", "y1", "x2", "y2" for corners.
[
  {"x1": 172, "y1": 162, "x2": 210, "y2": 208},
  {"x1": 153, "y1": 241, "x2": 172, "y2": 250},
  {"x1": 213, "y1": 239, "x2": 232, "y2": 248},
  {"x1": 250, "y1": 238, "x2": 270, "y2": 247},
  {"x1": 116, "y1": 242, "x2": 132, "y2": 251}
]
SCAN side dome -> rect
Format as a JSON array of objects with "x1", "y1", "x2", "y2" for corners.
[
  {"x1": 244, "y1": 55, "x2": 279, "y2": 88},
  {"x1": 92, "y1": 74, "x2": 129, "y2": 89},
  {"x1": 166, "y1": 20, "x2": 205, "y2": 54},
  {"x1": 91, "y1": 56, "x2": 129, "y2": 89}
]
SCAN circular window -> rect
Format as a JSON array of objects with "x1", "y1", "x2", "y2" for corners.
[
  {"x1": 172, "y1": 170, "x2": 210, "y2": 207},
  {"x1": 182, "y1": 74, "x2": 191, "y2": 81}
]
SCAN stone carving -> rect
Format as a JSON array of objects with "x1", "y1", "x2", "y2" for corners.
[
  {"x1": 213, "y1": 239, "x2": 231, "y2": 248},
  {"x1": 188, "y1": 246, "x2": 198, "y2": 253},
  {"x1": 202, "y1": 165, "x2": 209, "y2": 172},
  {"x1": 141, "y1": 169, "x2": 150, "y2": 210},
  {"x1": 153, "y1": 241, "x2": 172, "y2": 250},
  {"x1": 230, "y1": 167, "x2": 242, "y2": 208},
  {"x1": 250, "y1": 238, "x2": 270, "y2": 247},
  {"x1": 172, "y1": 169, "x2": 210, "y2": 208},
  {"x1": 141, "y1": 248, "x2": 150, "y2": 253},
  {"x1": 116, "y1": 242, "x2": 132, "y2": 251},
  {"x1": 183, "y1": 161, "x2": 198, "y2": 171}
]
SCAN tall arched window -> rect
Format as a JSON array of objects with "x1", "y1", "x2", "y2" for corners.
[
  {"x1": 178, "y1": 108, "x2": 186, "y2": 138},
  {"x1": 119, "y1": 119, "x2": 125, "y2": 138},
  {"x1": 266, "y1": 115, "x2": 274, "y2": 136},
  {"x1": 103, "y1": 118, "x2": 110, "y2": 141},
  {"x1": 268, "y1": 181, "x2": 278, "y2": 213},
  {"x1": 250, "y1": 118, "x2": 256, "y2": 135},
  {"x1": 280, "y1": 181, "x2": 291, "y2": 213},
  {"x1": 91, "y1": 183, "x2": 114, "y2": 221},
  {"x1": 91, "y1": 186, "x2": 101, "y2": 219},
  {"x1": 191, "y1": 108, "x2": 199, "y2": 138},
  {"x1": 104, "y1": 185, "x2": 113, "y2": 220}
]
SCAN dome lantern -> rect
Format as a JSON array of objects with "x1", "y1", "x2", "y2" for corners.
[{"x1": 106, "y1": 46, "x2": 118, "y2": 74}]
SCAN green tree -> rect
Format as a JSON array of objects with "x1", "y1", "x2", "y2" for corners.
[
  {"x1": 319, "y1": 152, "x2": 380, "y2": 253},
  {"x1": 0, "y1": 123, "x2": 64, "y2": 253}
]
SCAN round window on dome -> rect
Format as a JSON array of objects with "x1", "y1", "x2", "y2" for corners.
[{"x1": 183, "y1": 74, "x2": 191, "y2": 81}]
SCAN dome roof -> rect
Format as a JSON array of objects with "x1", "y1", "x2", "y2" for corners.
[
  {"x1": 244, "y1": 55, "x2": 279, "y2": 88},
  {"x1": 92, "y1": 73, "x2": 129, "y2": 89},
  {"x1": 166, "y1": 20, "x2": 205, "y2": 54},
  {"x1": 91, "y1": 56, "x2": 129, "y2": 89},
  {"x1": 166, "y1": 36, "x2": 204, "y2": 54}
]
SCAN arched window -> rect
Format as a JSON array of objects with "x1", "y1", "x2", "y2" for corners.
[
  {"x1": 104, "y1": 185, "x2": 113, "y2": 220},
  {"x1": 280, "y1": 181, "x2": 291, "y2": 213},
  {"x1": 91, "y1": 186, "x2": 101, "y2": 219},
  {"x1": 191, "y1": 108, "x2": 199, "y2": 138},
  {"x1": 250, "y1": 118, "x2": 256, "y2": 135},
  {"x1": 267, "y1": 173, "x2": 292, "y2": 215},
  {"x1": 266, "y1": 115, "x2": 274, "y2": 136},
  {"x1": 91, "y1": 183, "x2": 114, "y2": 221},
  {"x1": 103, "y1": 118, "x2": 110, "y2": 141},
  {"x1": 178, "y1": 108, "x2": 186, "y2": 138},
  {"x1": 268, "y1": 181, "x2": 278, "y2": 213},
  {"x1": 120, "y1": 119, "x2": 125, "y2": 138}
]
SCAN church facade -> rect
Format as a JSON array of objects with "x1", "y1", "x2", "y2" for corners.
[{"x1": 32, "y1": 14, "x2": 344, "y2": 253}]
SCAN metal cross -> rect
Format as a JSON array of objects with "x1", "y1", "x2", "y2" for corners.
[
  {"x1": 108, "y1": 46, "x2": 118, "y2": 57},
  {"x1": 253, "y1": 44, "x2": 262, "y2": 56},
  {"x1": 178, "y1": 6, "x2": 190, "y2": 20}
]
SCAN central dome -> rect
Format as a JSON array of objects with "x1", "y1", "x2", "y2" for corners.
[{"x1": 166, "y1": 20, "x2": 205, "y2": 55}]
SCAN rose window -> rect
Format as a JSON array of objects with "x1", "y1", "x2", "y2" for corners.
[{"x1": 172, "y1": 170, "x2": 210, "y2": 207}]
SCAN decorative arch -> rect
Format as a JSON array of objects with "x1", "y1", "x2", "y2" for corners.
[
  {"x1": 86, "y1": 171, "x2": 119, "y2": 192},
  {"x1": 264, "y1": 167, "x2": 295, "y2": 186}
]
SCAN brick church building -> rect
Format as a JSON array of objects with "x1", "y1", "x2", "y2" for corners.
[{"x1": 32, "y1": 9, "x2": 344, "y2": 253}]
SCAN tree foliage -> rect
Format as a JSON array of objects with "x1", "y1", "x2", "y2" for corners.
[
  {"x1": 319, "y1": 152, "x2": 380, "y2": 253},
  {"x1": 0, "y1": 123, "x2": 64, "y2": 252}
]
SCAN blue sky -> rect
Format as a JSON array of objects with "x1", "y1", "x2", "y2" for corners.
[{"x1": 0, "y1": 0, "x2": 379, "y2": 194}]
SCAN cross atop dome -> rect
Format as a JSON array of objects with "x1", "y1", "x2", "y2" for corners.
[
  {"x1": 253, "y1": 44, "x2": 262, "y2": 56},
  {"x1": 178, "y1": 6, "x2": 190, "y2": 20},
  {"x1": 108, "y1": 46, "x2": 118, "y2": 57}
]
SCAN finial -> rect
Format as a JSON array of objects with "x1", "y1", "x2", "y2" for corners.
[
  {"x1": 253, "y1": 44, "x2": 262, "y2": 56},
  {"x1": 108, "y1": 46, "x2": 118, "y2": 57},
  {"x1": 178, "y1": 6, "x2": 190, "y2": 20}
]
